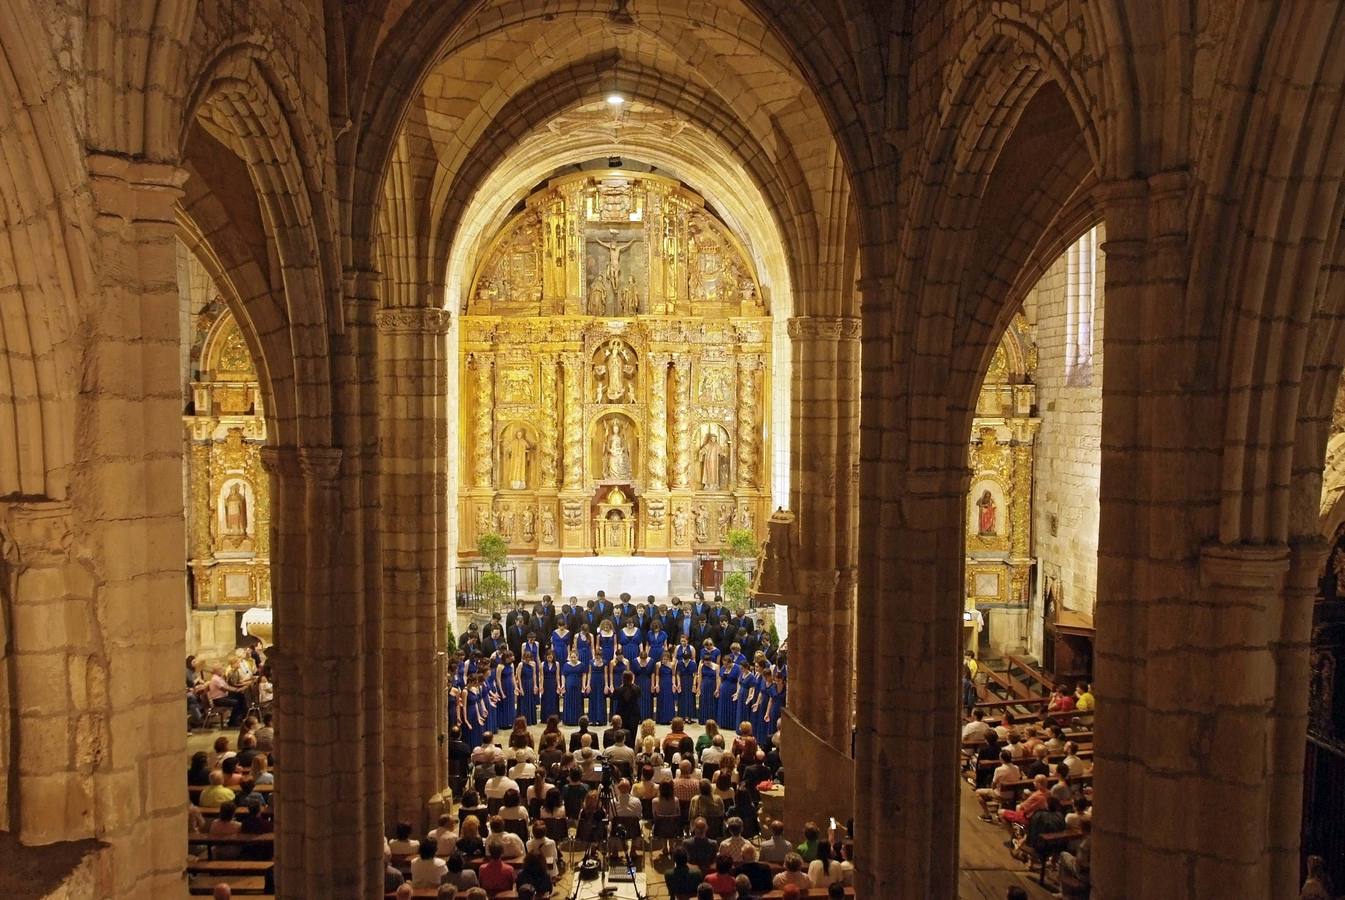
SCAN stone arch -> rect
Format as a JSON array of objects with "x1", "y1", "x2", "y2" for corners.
[
  {"x1": 0, "y1": 0, "x2": 91, "y2": 502},
  {"x1": 180, "y1": 36, "x2": 342, "y2": 449},
  {"x1": 1190, "y1": 5, "x2": 1345, "y2": 545}
]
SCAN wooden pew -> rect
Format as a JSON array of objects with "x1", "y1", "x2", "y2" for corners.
[
  {"x1": 384, "y1": 891, "x2": 518, "y2": 899},
  {"x1": 188, "y1": 874, "x2": 269, "y2": 895},
  {"x1": 187, "y1": 832, "x2": 274, "y2": 860}
]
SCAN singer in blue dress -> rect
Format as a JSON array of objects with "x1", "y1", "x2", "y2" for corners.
[
  {"x1": 596, "y1": 621, "x2": 617, "y2": 664},
  {"x1": 760, "y1": 673, "x2": 782, "y2": 745},
  {"x1": 463, "y1": 679, "x2": 485, "y2": 747},
  {"x1": 586, "y1": 655, "x2": 610, "y2": 725},
  {"x1": 495, "y1": 653, "x2": 517, "y2": 727},
  {"x1": 517, "y1": 652, "x2": 539, "y2": 725},
  {"x1": 675, "y1": 638, "x2": 697, "y2": 719},
  {"x1": 647, "y1": 619, "x2": 669, "y2": 662},
  {"x1": 654, "y1": 651, "x2": 677, "y2": 725},
  {"x1": 619, "y1": 622, "x2": 643, "y2": 662},
  {"x1": 574, "y1": 625, "x2": 594, "y2": 665},
  {"x1": 540, "y1": 650, "x2": 560, "y2": 720},
  {"x1": 697, "y1": 656, "x2": 718, "y2": 723},
  {"x1": 610, "y1": 648, "x2": 630, "y2": 719},
  {"x1": 717, "y1": 657, "x2": 742, "y2": 729},
  {"x1": 631, "y1": 651, "x2": 656, "y2": 722},
  {"x1": 550, "y1": 625, "x2": 572, "y2": 665},
  {"x1": 561, "y1": 652, "x2": 586, "y2": 725}
]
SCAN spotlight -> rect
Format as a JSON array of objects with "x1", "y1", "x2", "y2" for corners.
[
  {"x1": 606, "y1": 93, "x2": 625, "y2": 106},
  {"x1": 607, "y1": 156, "x2": 623, "y2": 168}
]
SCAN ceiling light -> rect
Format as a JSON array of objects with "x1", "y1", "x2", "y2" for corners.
[{"x1": 606, "y1": 94, "x2": 625, "y2": 106}]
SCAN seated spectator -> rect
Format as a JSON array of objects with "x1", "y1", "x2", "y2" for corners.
[
  {"x1": 249, "y1": 754, "x2": 273, "y2": 786},
  {"x1": 383, "y1": 847, "x2": 405, "y2": 892},
  {"x1": 827, "y1": 882, "x2": 845, "y2": 899},
  {"x1": 499, "y1": 788, "x2": 529, "y2": 821},
  {"x1": 836, "y1": 840, "x2": 856, "y2": 885},
  {"x1": 477, "y1": 843, "x2": 516, "y2": 893},
  {"x1": 758, "y1": 820, "x2": 793, "y2": 863},
  {"x1": 606, "y1": 732, "x2": 637, "y2": 770},
  {"x1": 410, "y1": 839, "x2": 448, "y2": 888},
  {"x1": 1062, "y1": 742, "x2": 1085, "y2": 776},
  {"x1": 696, "y1": 720, "x2": 720, "y2": 754},
  {"x1": 1050, "y1": 764, "x2": 1074, "y2": 805},
  {"x1": 1074, "y1": 682, "x2": 1095, "y2": 711},
  {"x1": 650, "y1": 752, "x2": 674, "y2": 783},
  {"x1": 508, "y1": 716, "x2": 535, "y2": 751},
  {"x1": 484, "y1": 762, "x2": 520, "y2": 800},
  {"x1": 1065, "y1": 796, "x2": 1092, "y2": 830},
  {"x1": 632, "y1": 765, "x2": 660, "y2": 801},
  {"x1": 682, "y1": 817, "x2": 717, "y2": 870},
  {"x1": 726, "y1": 791, "x2": 759, "y2": 840},
  {"x1": 188, "y1": 751, "x2": 211, "y2": 787},
  {"x1": 664, "y1": 846, "x2": 702, "y2": 896},
  {"x1": 962, "y1": 710, "x2": 992, "y2": 742},
  {"x1": 808, "y1": 840, "x2": 841, "y2": 887},
  {"x1": 389, "y1": 821, "x2": 419, "y2": 856},
  {"x1": 796, "y1": 822, "x2": 821, "y2": 862},
  {"x1": 613, "y1": 779, "x2": 643, "y2": 819},
  {"x1": 712, "y1": 770, "x2": 736, "y2": 805},
  {"x1": 209, "y1": 735, "x2": 235, "y2": 770},
  {"x1": 527, "y1": 772, "x2": 554, "y2": 808},
  {"x1": 485, "y1": 815, "x2": 525, "y2": 863},
  {"x1": 663, "y1": 718, "x2": 694, "y2": 759},
  {"x1": 1058, "y1": 818, "x2": 1091, "y2": 891},
  {"x1": 238, "y1": 800, "x2": 271, "y2": 835},
  {"x1": 976, "y1": 751, "x2": 1023, "y2": 821},
  {"x1": 508, "y1": 750, "x2": 537, "y2": 783},
  {"x1": 733, "y1": 844, "x2": 773, "y2": 893},
  {"x1": 652, "y1": 779, "x2": 680, "y2": 818},
  {"x1": 253, "y1": 713, "x2": 275, "y2": 752},
  {"x1": 429, "y1": 813, "x2": 458, "y2": 857},
  {"x1": 455, "y1": 816, "x2": 485, "y2": 858},
  {"x1": 562, "y1": 768, "x2": 589, "y2": 816},
  {"x1": 220, "y1": 757, "x2": 244, "y2": 789},
  {"x1": 539, "y1": 787, "x2": 567, "y2": 820},
  {"x1": 1024, "y1": 745, "x2": 1051, "y2": 779},
  {"x1": 696, "y1": 885, "x2": 716, "y2": 900},
  {"x1": 443, "y1": 853, "x2": 479, "y2": 892},
  {"x1": 525, "y1": 820, "x2": 559, "y2": 878},
  {"x1": 199, "y1": 770, "x2": 235, "y2": 808},
  {"x1": 673, "y1": 761, "x2": 701, "y2": 803},
  {"x1": 457, "y1": 789, "x2": 488, "y2": 825},
  {"x1": 236, "y1": 734, "x2": 259, "y2": 769},
  {"x1": 772, "y1": 853, "x2": 811, "y2": 890},
  {"x1": 700, "y1": 734, "x2": 726, "y2": 768},
  {"x1": 209, "y1": 802, "x2": 241, "y2": 837},
  {"x1": 1000, "y1": 774, "x2": 1051, "y2": 837},
  {"x1": 704, "y1": 855, "x2": 738, "y2": 894},
  {"x1": 235, "y1": 779, "x2": 266, "y2": 809},
  {"x1": 718, "y1": 817, "x2": 751, "y2": 862},
  {"x1": 688, "y1": 779, "x2": 724, "y2": 821},
  {"x1": 993, "y1": 712, "x2": 1016, "y2": 742},
  {"x1": 436, "y1": 886, "x2": 457, "y2": 900},
  {"x1": 514, "y1": 849, "x2": 552, "y2": 896},
  {"x1": 394, "y1": 886, "x2": 412, "y2": 900},
  {"x1": 602, "y1": 715, "x2": 627, "y2": 749}
]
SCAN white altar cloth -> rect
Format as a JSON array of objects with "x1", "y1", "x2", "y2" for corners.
[{"x1": 558, "y1": 556, "x2": 671, "y2": 599}]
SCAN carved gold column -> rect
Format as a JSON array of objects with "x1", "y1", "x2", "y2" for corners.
[
  {"x1": 469, "y1": 353, "x2": 494, "y2": 488},
  {"x1": 561, "y1": 352, "x2": 584, "y2": 490},
  {"x1": 735, "y1": 355, "x2": 762, "y2": 490},
  {"x1": 539, "y1": 354, "x2": 560, "y2": 488},
  {"x1": 647, "y1": 353, "x2": 670, "y2": 490},
  {"x1": 671, "y1": 355, "x2": 692, "y2": 489}
]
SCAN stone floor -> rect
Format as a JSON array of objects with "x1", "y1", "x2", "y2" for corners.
[{"x1": 186, "y1": 720, "x2": 1055, "y2": 898}]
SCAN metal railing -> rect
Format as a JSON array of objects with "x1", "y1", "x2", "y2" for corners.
[{"x1": 455, "y1": 564, "x2": 518, "y2": 611}]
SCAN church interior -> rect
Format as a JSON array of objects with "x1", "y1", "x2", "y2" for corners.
[{"x1": 3, "y1": 2, "x2": 1345, "y2": 899}]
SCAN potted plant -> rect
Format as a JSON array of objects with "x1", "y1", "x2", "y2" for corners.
[
  {"x1": 476, "y1": 531, "x2": 513, "y2": 612},
  {"x1": 721, "y1": 527, "x2": 759, "y2": 610}
]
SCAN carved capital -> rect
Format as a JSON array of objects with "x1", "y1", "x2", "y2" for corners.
[
  {"x1": 787, "y1": 315, "x2": 861, "y2": 342},
  {"x1": 1199, "y1": 542, "x2": 1291, "y2": 592},
  {"x1": 0, "y1": 500, "x2": 74, "y2": 568},
  {"x1": 376, "y1": 307, "x2": 451, "y2": 334},
  {"x1": 260, "y1": 445, "x2": 343, "y2": 483}
]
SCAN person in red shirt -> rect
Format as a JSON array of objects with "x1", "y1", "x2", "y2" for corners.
[
  {"x1": 477, "y1": 843, "x2": 516, "y2": 893},
  {"x1": 1000, "y1": 774, "x2": 1051, "y2": 843},
  {"x1": 704, "y1": 854, "x2": 738, "y2": 894},
  {"x1": 1048, "y1": 686, "x2": 1076, "y2": 714}
]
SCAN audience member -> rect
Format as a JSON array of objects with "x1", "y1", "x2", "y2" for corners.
[
  {"x1": 664, "y1": 847, "x2": 703, "y2": 896},
  {"x1": 443, "y1": 854, "x2": 480, "y2": 891},
  {"x1": 477, "y1": 844, "x2": 516, "y2": 893},
  {"x1": 734, "y1": 844, "x2": 773, "y2": 893},
  {"x1": 772, "y1": 853, "x2": 811, "y2": 890},
  {"x1": 410, "y1": 839, "x2": 448, "y2": 888}
]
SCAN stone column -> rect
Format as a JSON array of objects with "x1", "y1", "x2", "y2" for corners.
[
  {"x1": 561, "y1": 352, "x2": 585, "y2": 491},
  {"x1": 468, "y1": 353, "x2": 494, "y2": 488},
  {"x1": 377, "y1": 305, "x2": 451, "y2": 830},
  {"x1": 671, "y1": 355, "x2": 693, "y2": 489},
  {"x1": 647, "y1": 354, "x2": 670, "y2": 491}
]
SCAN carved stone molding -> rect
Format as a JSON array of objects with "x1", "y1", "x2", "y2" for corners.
[
  {"x1": 260, "y1": 445, "x2": 343, "y2": 483},
  {"x1": 1199, "y1": 542, "x2": 1291, "y2": 591},
  {"x1": 787, "y1": 315, "x2": 861, "y2": 342},
  {"x1": 0, "y1": 500, "x2": 74, "y2": 568},
  {"x1": 376, "y1": 307, "x2": 452, "y2": 334}
]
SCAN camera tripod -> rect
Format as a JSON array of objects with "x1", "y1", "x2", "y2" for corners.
[{"x1": 566, "y1": 774, "x2": 647, "y2": 900}]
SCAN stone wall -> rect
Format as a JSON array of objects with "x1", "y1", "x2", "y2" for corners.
[{"x1": 1025, "y1": 227, "x2": 1105, "y2": 655}]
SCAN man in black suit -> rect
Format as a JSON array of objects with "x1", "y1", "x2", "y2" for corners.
[
  {"x1": 594, "y1": 591, "x2": 612, "y2": 623},
  {"x1": 613, "y1": 672, "x2": 642, "y2": 730},
  {"x1": 568, "y1": 716, "x2": 594, "y2": 752},
  {"x1": 682, "y1": 818, "x2": 717, "y2": 870},
  {"x1": 534, "y1": 595, "x2": 556, "y2": 635},
  {"x1": 602, "y1": 715, "x2": 628, "y2": 749}
]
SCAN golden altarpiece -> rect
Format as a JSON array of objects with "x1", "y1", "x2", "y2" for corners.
[
  {"x1": 459, "y1": 171, "x2": 771, "y2": 571},
  {"x1": 965, "y1": 315, "x2": 1039, "y2": 651},
  {"x1": 185, "y1": 307, "x2": 271, "y2": 627}
]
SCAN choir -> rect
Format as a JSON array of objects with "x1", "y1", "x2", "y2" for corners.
[{"x1": 450, "y1": 591, "x2": 787, "y2": 747}]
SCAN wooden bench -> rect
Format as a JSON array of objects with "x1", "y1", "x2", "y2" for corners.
[
  {"x1": 384, "y1": 891, "x2": 518, "y2": 899},
  {"x1": 187, "y1": 860, "x2": 274, "y2": 875},
  {"x1": 188, "y1": 874, "x2": 268, "y2": 895},
  {"x1": 187, "y1": 832, "x2": 274, "y2": 859}
]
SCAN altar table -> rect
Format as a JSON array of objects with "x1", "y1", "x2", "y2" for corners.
[{"x1": 558, "y1": 556, "x2": 671, "y2": 599}]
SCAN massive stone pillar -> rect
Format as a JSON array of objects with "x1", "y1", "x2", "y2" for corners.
[
  {"x1": 782, "y1": 314, "x2": 861, "y2": 835},
  {"x1": 377, "y1": 305, "x2": 451, "y2": 829}
]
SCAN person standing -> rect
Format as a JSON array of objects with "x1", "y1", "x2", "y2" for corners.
[
  {"x1": 539, "y1": 649, "x2": 560, "y2": 721},
  {"x1": 675, "y1": 635, "x2": 698, "y2": 719},
  {"x1": 697, "y1": 651, "x2": 719, "y2": 723},
  {"x1": 614, "y1": 671, "x2": 642, "y2": 730},
  {"x1": 585, "y1": 651, "x2": 610, "y2": 726},
  {"x1": 561, "y1": 650, "x2": 586, "y2": 726},
  {"x1": 517, "y1": 650, "x2": 539, "y2": 725},
  {"x1": 655, "y1": 650, "x2": 677, "y2": 725},
  {"x1": 631, "y1": 648, "x2": 657, "y2": 722}
]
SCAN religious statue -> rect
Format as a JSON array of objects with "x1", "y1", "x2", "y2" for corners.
[
  {"x1": 540, "y1": 508, "x2": 557, "y2": 544},
  {"x1": 737, "y1": 506, "x2": 754, "y2": 532},
  {"x1": 521, "y1": 507, "x2": 536, "y2": 543},
  {"x1": 603, "y1": 419, "x2": 634, "y2": 479},
  {"x1": 697, "y1": 429, "x2": 728, "y2": 490},
  {"x1": 976, "y1": 489, "x2": 997, "y2": 536},
  {"x1": 716, "y1": 505, "x2": 732, "y2": 540},
  {"x1": 594, "y1": 340, "x2": 636, "y2": 402},
  {"x1": 693, "y1": 505, "x2": 709, "y2": 543},
  {"x1": 497, "y1": 507, "x2": 515, "y2": 540},
  {"x1": 587, "y1": 279, "x2": 609, "y2": 316},
  {"x1": 223, "y1": 483, "x2": 249, "y2": 535},
  {"x1": 476, "y1": 506, "x2": 493, "y2": 537},
  {"x1": 596, "y1": 237, "x2": 635, "y2": 284},
  {"x1": 503, "y1": 427, "x2": 534, "y2": 490},
  {"x1": 621, "y1": 275, "x2": 640, "y2": 314},
  {"x1": 672, "y1": 506, "x2": 690, "y2": 545}
]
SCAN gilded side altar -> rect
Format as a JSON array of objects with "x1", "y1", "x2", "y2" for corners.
[{"x1": 460, "y1": 171, "x2": 772, "y2": 559}]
